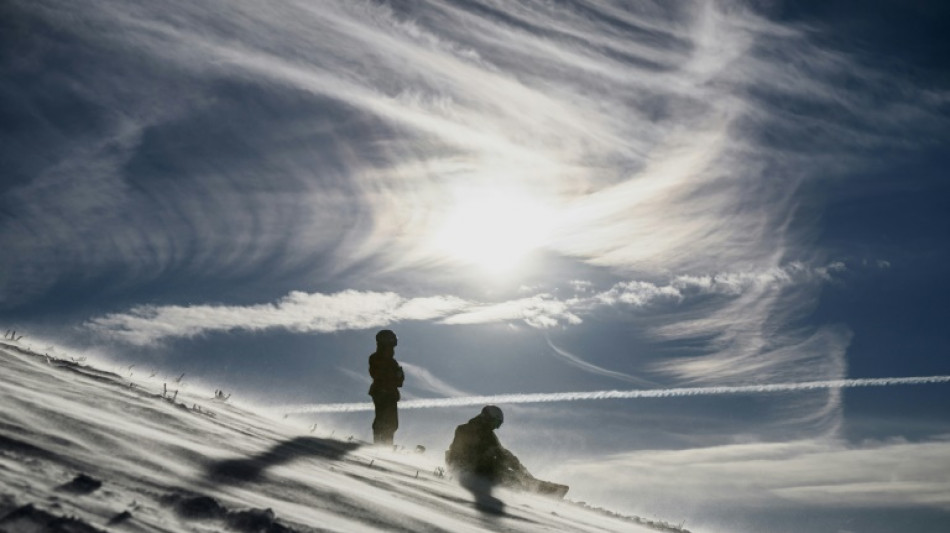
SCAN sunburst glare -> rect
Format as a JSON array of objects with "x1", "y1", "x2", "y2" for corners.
[{"x1": 433, "y1": 188, "x2": 555, "y2": 274}]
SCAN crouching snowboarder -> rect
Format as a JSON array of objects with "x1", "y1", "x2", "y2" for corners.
[{"x1": 445, "y1": 405, "x2": 568, "y2": 498}]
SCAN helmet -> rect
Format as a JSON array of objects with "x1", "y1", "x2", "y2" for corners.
[
  {"x1": 481, "y1": 405, "x2": 504, "y2": 429},
  {"x1": 375, "y1": 329, "x2": 397, "y2": 347}
]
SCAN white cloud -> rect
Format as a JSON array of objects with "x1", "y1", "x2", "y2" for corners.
[
  {"x1": 439, "y1": 295, "x2": 582, "y2": 329},
  {"x1": 595, "y1": 280, "x2": 683, "y2": 306},
  {"x1": 87, "y1": 262, "x2": 844, "y2": 346},
  {"x1": 391, "y1": 295, "x2": 471, "y2": 321},
  {"x1": 551, "y1": 436, "x2": 950, "y2": 513},
  {"x1": 568, "y1": 280, "x2": 593, "y2": 293},
  {"x1": 87, "y1": 290, "x2": 462, "y2": 345}
]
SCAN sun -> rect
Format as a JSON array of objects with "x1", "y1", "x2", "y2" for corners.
[{"x1": 433, "y1": 190, "x2": 554, "y2": 274}]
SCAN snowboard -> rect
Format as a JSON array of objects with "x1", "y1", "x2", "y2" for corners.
[
  {"x1": 505, "y1": 470, "x2": 569, "y2": 499},
  {"x1": 521, "y1": 478, "x2": 569, "y2": 499},
  {"x1": 534, "y1": 480, "x2": 570, "y2": 498}
]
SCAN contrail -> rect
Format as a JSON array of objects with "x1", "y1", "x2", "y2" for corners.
[
  {"x1": 545, "y1": 334, "x2": 660, "y2": 389},
  {"x1": 280, "y1": 375, "x2": 950, "y2": 414}
]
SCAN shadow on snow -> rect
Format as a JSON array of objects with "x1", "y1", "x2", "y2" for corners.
[{"x1": 206, "y1": 436, "x2": 360, "y2": 483}]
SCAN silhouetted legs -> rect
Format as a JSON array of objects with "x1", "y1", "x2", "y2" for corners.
[{"x1": 371, "y1": 393, "x2": 398, "y2": 445}]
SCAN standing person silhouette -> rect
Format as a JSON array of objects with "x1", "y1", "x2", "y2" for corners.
[{"x1": 368, "y1": 329, "x2": 404, "y2": 445}]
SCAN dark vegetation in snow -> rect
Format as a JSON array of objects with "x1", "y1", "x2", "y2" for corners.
[
  {"x1": 162, "y1": 492, "x2": 296, "y2": 533},
  {"x1": 0, "y1": 503, "x2": 106, "y2": 533},
  {"x1": 57, "y1": 474, "x2": 102, "y2": 495}
]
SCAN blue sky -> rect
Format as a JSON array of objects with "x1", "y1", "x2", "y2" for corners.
[{"x1": 2, "y1": 1, "x2": 949, "y2": 531}]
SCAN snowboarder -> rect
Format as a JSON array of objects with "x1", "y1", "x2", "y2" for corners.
[
  {"x1": 368, "y1": 329, "x2": 404, "y2": 445},
  {"x1": 445, "y1": 405, "x2": 568, "y2": 498}
]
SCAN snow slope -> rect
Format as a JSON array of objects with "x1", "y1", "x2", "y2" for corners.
[{"x1": 0, "y1": 341, "x2": 688, "y2": 533}]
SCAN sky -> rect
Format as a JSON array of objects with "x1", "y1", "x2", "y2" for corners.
[{"x1": 2, "y1": 0, "x2": 949, "y2": 531}]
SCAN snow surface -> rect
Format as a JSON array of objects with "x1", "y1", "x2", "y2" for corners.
[{"x1": 0, "y1": 341, "x2": 689, "y2": 533}]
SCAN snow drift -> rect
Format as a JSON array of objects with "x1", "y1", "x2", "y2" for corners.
[{"x1": 0, "y1": 341, "x2": 688, "y2": 533}]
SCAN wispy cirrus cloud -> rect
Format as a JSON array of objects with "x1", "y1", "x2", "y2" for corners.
[
  {"x1": 400, "y1": 361, "x2": 472, "y2": 399},
  {"x1": 3, "y1": 0, "x2": 942, "y2": 308},
  {"x1": 545, "y1": 336, "x2": 661, "y2": 389}
]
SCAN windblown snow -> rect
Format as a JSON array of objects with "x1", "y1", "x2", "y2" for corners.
[{"x1": 0, "y1": 341, "x2": 687, "y2": 533}]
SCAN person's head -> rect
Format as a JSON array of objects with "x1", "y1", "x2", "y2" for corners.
[
  {"x1": 480, "y1": 405, "x2": 504, "y2": 430},
  {"x1": 375, "y1": 329, "x2": 398, "y2": 348}
]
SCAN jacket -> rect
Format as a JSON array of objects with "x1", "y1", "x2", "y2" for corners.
[
  {"x1": 445, "y1": 415, "x2": 505, "y2": 474},
  {"x1": 368, "y1": 351, "x2": 404, "y2": 399}
]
